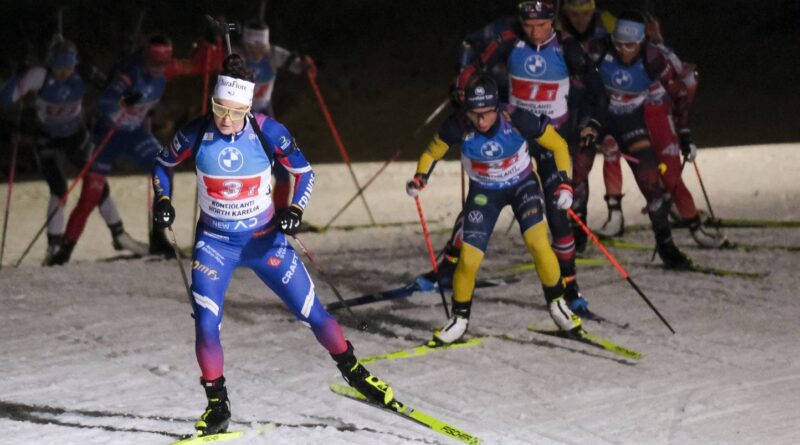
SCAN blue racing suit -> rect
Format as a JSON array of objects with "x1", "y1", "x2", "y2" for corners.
[{"x1": 153, "y1": 113, "x2": 347, "y2": 381}]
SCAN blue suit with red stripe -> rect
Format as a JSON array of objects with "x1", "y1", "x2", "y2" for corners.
[{"x1": 153, "y1": 113, "x2": 347, "y2": 381}]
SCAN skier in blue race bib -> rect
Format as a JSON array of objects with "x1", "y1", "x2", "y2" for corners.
[
  {"x1": 0, "y1": 39, "x2": 145, "y2": 263},
  {"x1": 151, "y1": 54, "x2": 394, "y2": 436},
  {"x1": 406, "y1": 74, "x2": 583, "y2": 344}
]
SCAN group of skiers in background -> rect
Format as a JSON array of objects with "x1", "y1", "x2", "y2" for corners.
[{"x1": 0, "y1": 0, "x2": 731, "y2": 438}]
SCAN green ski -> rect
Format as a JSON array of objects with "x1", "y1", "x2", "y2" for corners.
[
  {"x1": 527, "y1": 324, "x2": 642, "y2": 360},
  {"x1": 330, "y1": 384, "x2": 482, "y2": 444},
  {"x1": 359, "y1": 337, "x2": 482, "y2": 364}
]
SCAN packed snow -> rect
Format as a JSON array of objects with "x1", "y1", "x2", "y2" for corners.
[{"x1": 1, "y1": 144, "x2": 799, "y2": 444}]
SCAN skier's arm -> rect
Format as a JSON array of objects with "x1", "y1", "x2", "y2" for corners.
[
  {"x1": 457, "y1": 33, "x2": 517, "y2": 91},
  {"x1": 271, "y1": 46, "x2": 306, "y2": 75},
  {"x1": 0, "y1": 67, "x2": 46, "y2": 108},
  {"x1": 563, "y1": 38, "x2": 607, "y2": 131},
  {"x1": 152, "y1": 118, "x2": 202, "y2": 199},
  {"x1": 511, "y1": 108, "x2": 570, "y2": 178},
  {"x1": 98, "y1": 67, "x2": 135, "y2": 117},
  {"x1": 414, "y1": 115, "x2": 463, "y2": 180},
  {"x1": 264, "y1": 120, "x2": 315, "y2": 212}
]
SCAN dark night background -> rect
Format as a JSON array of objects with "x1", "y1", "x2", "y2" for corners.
[{"x1": 1, "y1": 0, "x2": 798, "y2": 179}]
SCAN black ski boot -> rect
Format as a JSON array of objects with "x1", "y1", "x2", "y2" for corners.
[
  {"x1": 332, "y1": 342, "x2": 394, "y2": 406},
  {"x1": 656, "y1": 237, "x2": 693, "y2": 269},
  {"x1": 149, "y1": 227, "x2": 175, "y2": 257},
  {"x1": 46, "y1": 239, "x2": 75, "y2": 266},
  {"x1": 417, "y1": 243, "x2": 459, "y2": 290},
  {"x1": 195, "y1": 376, "x2": 231, "y2": 436},
  {"x1": 43, "y1": 233, "x2": 63, "y2": 266}
]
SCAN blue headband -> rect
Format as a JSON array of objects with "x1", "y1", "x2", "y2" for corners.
[{"x1": 613, "y1": 19, "x2": 646, "y2": 43}]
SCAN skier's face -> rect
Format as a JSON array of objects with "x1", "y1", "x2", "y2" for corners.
[
  {"x1": 522, "y1": 19, "x2": 554, "y2": 45},
  {"x1": 244, "y1": 43, "x2": 268, "y2": 61},
  {"x1": 564, "y1": 9, "x2": 594, "y2": 34},
  {"x1": 613, "y1": 39, "x2": 642, "y2": 64},
  {"x1": 466, "y1": 106, "x2": 498, "y2": 133},
  {"x1": 52, "y1": 65, "x2": 75, "y2": 82},
  {"x1": 212, "y1": 98, "x2": 250, "y2": 135}
]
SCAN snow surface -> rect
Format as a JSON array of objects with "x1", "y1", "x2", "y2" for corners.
[{"x1": 1, "y1": 144, "x2": 799, "y2": 444}]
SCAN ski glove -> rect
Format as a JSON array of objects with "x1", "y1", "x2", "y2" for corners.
[
  {"x1": 579, "y1": 120, "x2": 600, "y2": 151},
  {"x1": 153, "y1": 197, "x2": 175, "y2": 229},
  {"x1": 122, "y1": 91, "x2": 143, "y2": 107},
  {"x1": 555, "y1": 182, "x2": 574, "y2": 211},
  {"x1": 405, "y1": 174, "x2": 428, "y2": 198},
  {"x1": 278, "y1": 205, "x2": 303, "y2": 236},
  {"x1": 679, "y1": 129, "x2": 697, "y2": 162}
]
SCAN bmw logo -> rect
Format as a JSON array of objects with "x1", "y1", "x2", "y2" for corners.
[
  {"x1": 612, "y1": 70, "x2": 632, "y2": 88},
  {"x1": 524, "y1": 54, "x2": 547, "y2": 77},
  {"x1": 480, "y1": 141, "x2": 504, "y2": 159},
  {"x1": 218, "y1": 146, "x2": 244, "y2": 172}
]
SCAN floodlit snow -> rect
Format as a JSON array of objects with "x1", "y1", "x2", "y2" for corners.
[{"x1": 1, "y1": 145, "x2": 799, "y2": 444}]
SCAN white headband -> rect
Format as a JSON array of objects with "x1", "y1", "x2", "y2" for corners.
[
  {"x1": 213, "y1": 75, "x2": 255, "y2": 106},
  {"x1": 243, "y1": 27, "x2": 270, "y2": 48}
]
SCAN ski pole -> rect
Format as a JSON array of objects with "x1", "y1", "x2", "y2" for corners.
[
  {"x1": 323, "y1": 148, "x2": 402, "y2": 231},
  {"x1": 568, "y1": 208, "x2": 675, "y2": 334},
  {"x1": 0, "y1": 131, "x2": 20, "y2": 270},
  {"x1": 413, "y1": 96, "x2": 450, "y2": 136},
  {"x1": 305, "y1": 57, "x2": 376, "y2": 225},
  {"x1": 414, "y1": 196, "x2": 451, "y2": 319},
  {"x1": 290, "y1": 234, "x2": 369, "y2": 331},
  {"x1": 167, "y1": 226, "x2": 193, "y2": 303},
  {"x1": 692, "y1": 160, "x2": 718, "y2": 222},
  {"x1": 14, "y1": 111, "x2": 126, "y2": 267}
]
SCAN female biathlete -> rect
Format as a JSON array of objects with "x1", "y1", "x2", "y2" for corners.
[
  {"x1": 151, "y1": 55, "x2": 393, "y2": 436},
  {"x1": 406, "y1": 74, "x2": 582, "y2": 344}
]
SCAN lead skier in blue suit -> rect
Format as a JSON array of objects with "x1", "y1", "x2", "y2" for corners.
[{"x1": 151, "y1": 54, "x2": 394, "y2": 437}]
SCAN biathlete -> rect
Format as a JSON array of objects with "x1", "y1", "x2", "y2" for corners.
[
  {"x1": 406, "y1": 74, "x2": 583, "y2": 344},
  {"x1": 0, "y1": 39, "x2": 145, "y2": 263},
  {"x1": 571, "y1": 11, "x2": 694, "y2": 267},
  {"x1": 151, "y1": 54, "x2": 394, "y2": 436}
]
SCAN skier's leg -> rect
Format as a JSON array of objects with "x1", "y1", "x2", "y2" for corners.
[
  {"x1": 33, "y1": 138, "x2": 68, "y2": 258},
  {"x1": 597, "y1": 135, "x2": 625, "y2": 237},
  {"x1": 190, "y1": 229, "x2": 237, "y2": 436},
  {"x1": 570, "y1": 139, "x2": 597, "y2": 252},
  {"x1": 246, "y1": 230, "x2": 393, "y2": 405},
  {"x1": 436, "y1": 183, "x2": 503, "y2": 344},
  {"x1": 512, "y1": 176, "x2": 580, "y2": 331}
]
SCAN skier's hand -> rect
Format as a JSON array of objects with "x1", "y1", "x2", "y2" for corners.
[
  {"x1": 153, "y1": 197, "x2": 175, "y2": 229},
  {"x1": 679, "y1": 129, "x2": 697, "y2": 162},
  {"x1": 579, "y1": 121, "x2": 600, "y2": 150},
  {"x1": 555, "y1": 183, "x2": 574, "y2": 210},
  {"x1": 121, "y1": 91, "x2": 143, "y2": 107},
  {"x1": 405, "y1": 174, "x2": 427, "y2": 197},
  {"x1": 278, "y1": 205, "x2": 303, "y2": 235}
]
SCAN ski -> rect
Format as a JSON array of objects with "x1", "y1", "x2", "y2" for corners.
[
  {"x1": 330, "y1": 384, "x2": 482, "y2": 445},
  {"x1": 527, "y1": 324, "x2": 642, "y2": 360},
  {"x1": 168, "y1": 432, "x2": 243, "y2": 444},
  {"x1": 706, "y1": 218, "x2": 800, "y2": 229},
  {"x1": 639, "y1": 262, "x2": 768, "y2": 279},
  {"x1": 359, "y1": 337, "x2": 483, "y2": 364},
  {"x1": 604, "y1": 238, "x2": 799, "y2": 254},
  {"x1": 504, "y1": 256, "x2": 606, "y2": 273},
  {"x1": 326, "y1": 276, "x2": 519, "y2": 312}
]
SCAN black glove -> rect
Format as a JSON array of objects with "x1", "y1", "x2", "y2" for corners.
[
  {"x1": 579, "y1": 119, "x2": 601, "y2": 150},
  {"x1": 153, "y1": 197, "x2": 175, "y2": 229},
  {"x1": 278, "y1": 205, "x2": 303, "y2": 236},
  {"x1": 122, "y1": 90, "x2": 142, "y2": 107},
  {"x1": 678, "y1": 129, "x2": 698, "y2": 162}
]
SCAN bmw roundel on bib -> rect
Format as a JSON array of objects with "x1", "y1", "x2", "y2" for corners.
[
  {"x1": 524, "y1": 54, "x2": 548, "y2": 77},
  {"x1": 218, "y1": 147, "x2": 244, "y2": 173}
]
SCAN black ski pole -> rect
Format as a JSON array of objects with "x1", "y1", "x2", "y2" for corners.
[
  {"x1": 569, "y1": 209, "x2": 675, "y2": 334},
  {"x1": 290, "y1": 235, "x2": 369, "y2": 331},
  {"x1": 167, "y1": 227, "x2": 193, "y2": 303},
  {"x1": 692, "y1": 161, "x2": 718, "y2": 222},
  {"x1": 0, "y1": 116, "x2": 21, "y2": 270}
]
